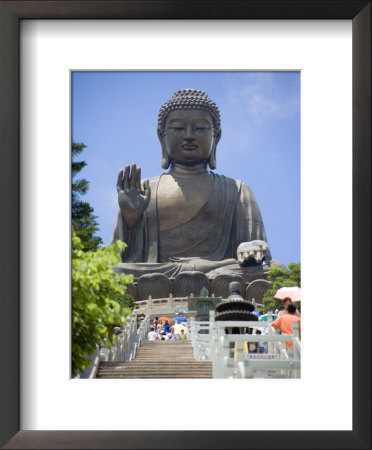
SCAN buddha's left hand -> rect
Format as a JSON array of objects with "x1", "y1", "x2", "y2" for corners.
[{"x1": 237, "y1": 240, "x2": 268, "y2": 266}]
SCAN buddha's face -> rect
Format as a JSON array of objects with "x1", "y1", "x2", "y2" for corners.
[{"x1": 161, "y1": 109, "x2": 218, "y2": 166}]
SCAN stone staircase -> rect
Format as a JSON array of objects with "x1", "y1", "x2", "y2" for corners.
[{"x1": 97, "y1": 340, "x2": 212, "y2": 379}]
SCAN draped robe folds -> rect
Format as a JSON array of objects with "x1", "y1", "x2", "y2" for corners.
[{"x1": 111, "y1": 172, "x2": 271, "y2": 278}]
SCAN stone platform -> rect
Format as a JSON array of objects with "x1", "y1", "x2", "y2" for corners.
[{"x1": 125, "y1": 270, "x2": 272, "y2": 305}]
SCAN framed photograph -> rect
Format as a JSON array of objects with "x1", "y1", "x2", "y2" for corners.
[{"x1": 0, "y1": 1, "x2": 370, "y2": 449}]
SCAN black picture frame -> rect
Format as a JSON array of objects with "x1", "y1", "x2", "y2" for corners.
[{"x1": 0, "y1": 1, "x2": 370, "y2": 449}]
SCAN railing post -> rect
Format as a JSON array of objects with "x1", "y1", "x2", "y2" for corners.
[
  {"x1": 292, "y1": 321, "x2": 301, "y2": 378},
  {"x1": 209, "y1": 315, "x2": 221, "y2": 378},
  {"x1": 222, "y1": 336, "x2": 234, "y2": 378},
  {"x1": 243, "y1": 358, "x2": 254, "y2": 378},
  {"x1": 292, "y1": 321, "x2": 300, "y2": 353},
  {"x1": 235, "y1": 340, "x2": 246, "y2": 378},
  {"x1": 267, "y1": 312, "x2": 275, "y2": 354}
]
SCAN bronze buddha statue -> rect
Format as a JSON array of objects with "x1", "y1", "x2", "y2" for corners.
[{"x1": 111, "y1": 89, "x2": 277, "y2": 280}]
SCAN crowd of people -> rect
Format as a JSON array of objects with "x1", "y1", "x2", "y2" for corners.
[
  {"x1": 147, "y1": 317, "x2": 188, "y2": 341},
  {"x1": 147, "y1": 297, "x2": 301, "y2": 349}
]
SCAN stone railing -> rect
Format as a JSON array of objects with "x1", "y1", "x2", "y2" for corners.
[
  {"x1": 189, "y1": 319, "x2": 211, "y2": 360},
  {"x1": 99, "y1": 312, "x2": 151, "y2": 363},
  {"x1": 189, "y1": 311, "x2": 301, "y2": 379},
  {"x1": 137, "y1": 314, "x2": 151, "y2": 342},
  {"x1": 79, "y1": 312, "x2": 150, "y2": 378},
  {"x1": 134, "y1": 295, "x2": 190, "y2": 316}
]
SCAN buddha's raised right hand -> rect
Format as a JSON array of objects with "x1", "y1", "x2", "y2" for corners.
[{"x1": 116, "y1": 163, "x2": 151, "y2": 229}]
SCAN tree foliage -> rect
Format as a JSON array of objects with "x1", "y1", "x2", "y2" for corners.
[
  {"x1": 72, "y1": 233, "x2": 133, "y2": 376},
  {"x1": 262, "y1": 262, "x2": 301, "y2": 313},
  {"x1": 72, "y1": 142, "x2": 89, "y2": 200},
  {"x1": 72, "y1": 141, "x2": 103, "y2": 251}
]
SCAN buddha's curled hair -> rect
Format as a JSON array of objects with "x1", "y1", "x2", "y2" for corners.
[{"x1": 158, "y1": 89, "x2": 221, "y2": 136}]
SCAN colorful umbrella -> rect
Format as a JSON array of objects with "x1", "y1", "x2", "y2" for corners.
[
  {"x1": 173, "y1": 323, "x2": 188, "y2": 335},
  {"x1": 259, "y1": 313, "x2": 278, "y2": 322},
  {"x1": 274, "y1": 286, "x2": 301, "y2": 302},
  {"x1": 175, "y1": 316, "x2": 187, "y2": 323},
  {"x1": 158, "y1": 316, "x2": 172, "y2": 325}
]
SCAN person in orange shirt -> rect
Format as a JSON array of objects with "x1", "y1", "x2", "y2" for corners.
[
  {"x1": 271, "y1": 304, "x2": 301, "y2": 349},
  {"x1": 278, "y1": 297, "x2": 301, "y2": 317}
]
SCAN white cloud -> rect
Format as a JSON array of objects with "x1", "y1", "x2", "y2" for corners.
[
  {"x1": 224, "y1": 72, "x2": 299, "y2": 123},
  {"x1": 218, "y1": 72, "x2": 299, "y2": 156}
]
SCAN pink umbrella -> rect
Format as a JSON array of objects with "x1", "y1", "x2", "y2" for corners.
[{"x1": 274, "y1": 286, "x2": 301, "y2": 302}]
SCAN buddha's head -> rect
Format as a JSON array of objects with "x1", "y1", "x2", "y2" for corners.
[{"x1": 157, "y1": 89, "x2": 221, "y2": 169}]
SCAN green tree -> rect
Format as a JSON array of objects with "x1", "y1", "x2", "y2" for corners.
[
  {"x1": 262, "y1": 262, "x2": 301, "y2": 313},
  {"x1": 116, "y1": 293, "x2": 136, "y2": 310},
  {"x1": 72, "y1": 233, "x2": 133, "y2": 376},
  {"x1": 72, "y1": 141, "x2": 102, "y2": 251}
]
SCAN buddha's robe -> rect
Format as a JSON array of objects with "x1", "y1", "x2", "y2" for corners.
[{"x1": 111, "y1": 172, "x2": 271, "y2": 278}]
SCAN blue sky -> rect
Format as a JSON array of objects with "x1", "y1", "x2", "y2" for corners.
[{"x1": 72, "y1": 71, "x2": 300, "y2": 266}]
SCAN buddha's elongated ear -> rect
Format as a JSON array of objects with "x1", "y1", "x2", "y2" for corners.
[
  {"x1": 158, "y1": 127, "x2": 170, "y2": 169},
  {"x1": 208, "y1": 129, "x2": 221, "y2": 170}
]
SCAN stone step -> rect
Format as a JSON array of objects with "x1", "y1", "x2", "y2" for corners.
[
  {"x1": 136, "y1": 349, "x2": 193, "y2": 353},
  {"x1": 132, "y1": 353, "x2": 194, "y2": 361},
  {"x1": 142, "y1": 342, "x2": 191, "y2": 344},
  {"x1": 99, "y1": 363, "x2": 212, "y2": 372},
  {"x1": 99, "y1": 370, "x2": 212, "y2": 374},
  {"x1": 98, "y1": 371, "x2": 212, "y2": 375},
  {"x1": 134, "y1": 353, "x2": 194, "y2": 356},
  {"x1": 138, "y1": 344, "x2": 192, "y2": 348},
  {"x1": 98, "y1": 362, "x2": 211, "y2": 367},
  {"x1": 99, "y1": 371, "x2": 212, "y2": 375},
  {"x1": 97, "y1": 367, "x2": 212, "y2": 378},
  {"x1": 97, "y1": 339, "x2": 212, "y2": 378},
  {"x1": 101, "y1": 361, "x2": 201, "y2": 364},
  {"x1": 98, "y1": 369, "x2": 212, "y2": 377},
  {"x1": 100, "y1": 361, "x2": 208, "y2": 365},
  {"x1": 97, "y1": 374, "x2": 212, "y2": 379},
  {"x1": 133, "y1": 355, "x2": 194, "y2": 359},
  {"x1": 137, "y1": 345, "x2": 192, "y2": 348},
  {"x1": 99, "y1": 372, "x2": 211, "y2": 376},
  {"x1": 99, "y1": 362, "x2": 210, "y2": 366},
  {"x1": 99, "y1": 366, "x2": 197, "y2": 370},
  {"x1": 134, "y1": 350, "x2": 193, "y2": 353},
  {"x1": 139, "y1": 346, "x2": 192, "y2": 350},
  {"x1": 142, "y1": 341, "x2": 191, "y2": 344}
]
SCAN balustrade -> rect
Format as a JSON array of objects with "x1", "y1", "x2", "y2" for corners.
[
  {"x1": 87, "y1": 307, "x2": 300, "y2": 379},
  {"x1": 189, "y1": 311, "x2": 301, "y2": 379},
  {"x1": 133, "y1": 295, "x2": 189, "y2": 316},
  {"x1": 99, "y1": 312, "x2": 151, "y2": 364}
]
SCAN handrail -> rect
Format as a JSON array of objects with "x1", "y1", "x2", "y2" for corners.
[
  {"x1": 79, "y1": 312, "x2": 150, "y2": 378},
  {"x1": 98, "y1": 313, "x2": 151, "y2": 364},
  {"x1": 134, "y1": 296, "x2": 189, "y2": 315}
]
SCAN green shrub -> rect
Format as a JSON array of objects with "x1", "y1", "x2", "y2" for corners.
[{"x1": 72, "y1": 233, "x2": 133, "y2": 376}]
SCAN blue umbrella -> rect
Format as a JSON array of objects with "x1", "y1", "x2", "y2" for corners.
[
  {"x1": 175, "y1": 316, "x2": 187, "y2": 323},
  {"x1": 252, "y1": 311, "x2": 261, "y2": 317}
]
